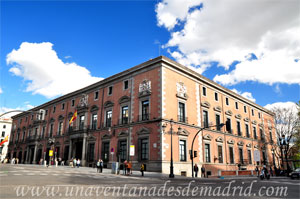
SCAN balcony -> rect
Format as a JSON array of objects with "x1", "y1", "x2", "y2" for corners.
[
  {"x1": 238, "y1": 159, "x2": 249, "y2": 166},
  {"x1": 118, "y1": 117, "x2": 129, "y2": 125},
  {"x1": 177, "y1": 115, "x2": 188, "y2": 123},
  {"x1": 139, "y1": 114, "x2": 150, "y2": 122},
  {"x1": 67, "y1": 125, "x2": 88, "y2": 135}
]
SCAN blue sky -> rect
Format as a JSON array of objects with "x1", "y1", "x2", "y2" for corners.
[{"x1": 0, "y1": 0, "x2": 299, "y2": 117}]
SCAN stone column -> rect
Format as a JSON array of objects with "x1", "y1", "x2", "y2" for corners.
[
  {"x1": 32, "y1": 144, "x2": 38, "y2": 164},
  {"x1": 25, "y1": 146, "x2": 29, "y2": 164},
  {"x1": 68, "y1": 139, "x2": 72, "y2": 161},
  {"x1": 81, "y1": 134, "x2": 87, "y2": 166}
]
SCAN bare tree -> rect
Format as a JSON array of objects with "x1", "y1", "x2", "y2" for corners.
[{"x1": 271, "y1": 104, "x2": 299, "y2": 173}]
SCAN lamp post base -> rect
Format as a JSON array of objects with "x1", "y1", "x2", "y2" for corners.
[{"x1": 169, "y1": 173, "x2": 175, "y2": 178}]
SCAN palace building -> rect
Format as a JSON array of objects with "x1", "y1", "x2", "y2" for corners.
[{"x1": 7, "y1": 56, "x2": 276, "y2": 176}]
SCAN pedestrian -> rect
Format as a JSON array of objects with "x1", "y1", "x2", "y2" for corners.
[
  {"x1": 100, "y1": 159, "x2": 103, "y2": 173},
  {"x1": 255, "y1": 166, "x2": 259, "y2": 177},
  {"x1": 96, "y1": 159, "x2": 101, "y2": 173},
  {"x1": 140, "y1": 163, "x2": 145, "y2": 176},
  {"x1": 77, "y1": 159, "x2": 80, "y2": 168},
  {"x1": 270, "y1": 166, "x2": 273, "y2": 176},
  {"x1": 73, "y1": 158, "x2": 76, "y2": 168},
  {"x1": 128, "y1": 161, "x2": 132, "y2": 175},
  {"x1": 61, "y1": 159, "x2": 64, "y2": 166},
  {"x1": 194, "y1": 164, "x2": 199, "y2": 177},
  {"x1": 124, "y1": 160, "x2": 128, "y2": 175},
  {"x1": 201, "y1": 165, "x2": 205, "y2": 178}
]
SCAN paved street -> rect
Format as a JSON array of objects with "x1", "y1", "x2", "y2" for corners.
[{"x1": 0, "y1": 164, "x2": 299, "y2": 198}]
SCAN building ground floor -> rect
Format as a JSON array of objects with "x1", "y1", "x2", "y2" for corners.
[{"x1": 7, "y1": 122, "x2": 276, "y2": 177}]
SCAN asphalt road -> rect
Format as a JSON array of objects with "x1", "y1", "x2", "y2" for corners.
[{"x1": 0, "y1": 164, "x2": 299, "y2": 199}]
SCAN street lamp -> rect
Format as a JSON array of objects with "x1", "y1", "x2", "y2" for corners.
[
  {"x1": 191, "y1": 123, "x2": 225, "y2": 178},
  {"x1": 162, "y1": 119, "x2": 181, "y2": 178}
]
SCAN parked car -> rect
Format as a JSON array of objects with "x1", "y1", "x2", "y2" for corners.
[{"x1": 290, "y1": 168, "x2": 300, "y2": 179}]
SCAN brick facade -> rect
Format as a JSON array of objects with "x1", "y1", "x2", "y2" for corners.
[{"x1": 8, "y1": 56, "x2": 276, "y2": 176}]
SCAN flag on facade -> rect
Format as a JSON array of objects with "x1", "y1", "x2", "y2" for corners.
[
  {"x1": 69, "y1": 110, "x2": 78, "y2": 125},
  {"x1": 0, "y1": 136, "x2": 8, "y2": 146}
]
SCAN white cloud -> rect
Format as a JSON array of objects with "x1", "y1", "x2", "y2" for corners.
[
  {"x1": 156, "y1": 0, "x2": 300, "y2": 85},
  {"x1": 264, "y1": 101, "x2": 298, "y2": 114},
  {"x1": 0, "y1": 87, "x2": 2, "y2": 94},
  {"x1": 6, "y1": 42, "x2": 103, "y2": 98},
  {"x1": 0, "y1": 103, "x2": 35, "y2": 119},
  {"x1": 231, "y1": 89, "x2": 256, "y2": 102}
]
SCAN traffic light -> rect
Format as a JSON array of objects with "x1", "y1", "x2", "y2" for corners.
[{"x1": 194, "y1": 151, "x2": 197, "y2": 158}]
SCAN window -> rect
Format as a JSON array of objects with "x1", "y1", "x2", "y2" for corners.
[
  {"x1": 53, "y1": 106, "x2": 56, "y2": 113},
  {"x1": 121, "y1": 106, "x2": 129, "y2": 124},
  {"x1": 3, "y1": 125, "x2": 6, "y2": 129},
  {"x1": 244, "y1": 105, "x2": 247, "y2": 113},
  {"x1": 202, "y1": 86, "x2": 207, "y2": 96},
  {"x1": 258, "y1": 112, "x2": 261, "y2": 119},
  {"x1": 105, "y1": 110, "x2": 112, "y2": 127},
  {"x1": 215, "y1": 92, "x2": 218, "y2": 101},
  {"x1": 269, "y1": 131, "x2": 273, "y2": 142},
  {"x1": 1, "y1": 131, "x2": 5, "y2": 137},
  {"x1": 94, "y1": 91, "x2": 99, "y2": 100},
  {"x1": 108, "y1": 86, "x2": 113, "y2": 95},
  {"x1": 235, "y1": 102, "x2": 238, "y2": 109},
  {"x1": 49, "y1": 124, "x2": 53, "y2": 137},
  {"x1": 58, "y1": 122, "x2": 63, "y2": 135},
  {"x1": 251, "y1": 109, "x2": 254, "y2": 116},
  {"x1": 225, "y1": 97, "x2": 229, "y2": 106},
  {"x1": 124, "y1": 80, "x2": 129, "y2": 90},
  {"x1": 260, "y1": 129, "x2": 264, "y2": 141},
  {"x1": 41, "y1": 126, "x2": 45, "y2": 138},
  {"x1": 253, "y1": 127, "x2": 257, "y2": 139},
  {"x1": 226, "y1": 118, "x2": 231, "y2": 133},
  {"x1": 25, "y1": 117, "x2": 28, "y2": 122},
  {"x1": 248, "y1": 150, "x2": 252, "y2": 164},
  {"x1": 141, "y1": 138, "x2": 149, "y2": 160},
  {"x1": 79, "y1": 115, "x2": 85, "y2": 130},
  {"x1": 229, "y1": 147, "x2": 234, "y2": 163},
  {"x1": 203, "y1": 110, "x2": 209, "y2": 128},
  {"x1": 245, "y1": 124, "x2": 250, "y2": 138},
  {"x1": 22, "y1": 131, "x2": 25, "y2": 141},
  {"x1": 218, "y1": 145, "x2": 223, "y2": 163},
  {"x1": 237, "y1": 121, "x2": 241, "y2": 136},
  {"x1": 239, "y1": 148, "x2": 244, "y2": 164},
  {"x1": 216, "y1": 114, "x2": 221, "y2": 131},
  {"x1": 179, "y1": 140, "x2": 187, "y2": 161},
  {"x1": 205, "y1": 144, "x2": 210, "y2": 162},
  {"x1": 31, "y1": 115, "x2": 33, "y2": 120},
  {"x1": 71, "y1": 99, "x2": 75, "y2": 107},
  {"x1": 91, "y1": 114, "x2": 97, "y2": 130},
  {"x1": 178, "y1": 102, "x2": 186, "y2": 122},
  {"x1": 45, "y1": 110, "x2": 48, "y2": 116},
  {"x1": 141, "y1": 100, "x2": 149, "y2": 121}
]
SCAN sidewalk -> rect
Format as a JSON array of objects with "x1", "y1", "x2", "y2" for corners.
[{"x1": 10, "y1": 164, "x2": 291, "y2": 180}]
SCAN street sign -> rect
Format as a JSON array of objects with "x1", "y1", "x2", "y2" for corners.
[
  {"x1": 254, "y1": 150, "x2": 260, "y2": 162},
  {"x1": 49, "y1": 150, "x2": 53, "y2": 157},
  {"x1": 130, "y1": 145, "x2": 135, "y2": 156}
]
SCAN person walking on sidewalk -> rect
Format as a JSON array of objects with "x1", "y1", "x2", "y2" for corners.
[
  {"x1": 96, "y1": 159, "x2": 101, "y2": 173},
  {"x1": 201, "y1": 165, "x2": 205, "y2": 178},
  {"x1": 124, "y1": 160, "x2": 128, "y2": 175},
  {"x1": 76, "y1": 159, "x2": 80, "y2": 168},
  {"x1": 128, "y1": 161, "x2": 132, "y2": 175},
  {"x1": 255, "y1": 166, "x2": 259, "y2": 177},
  {"x1": 194, "y1": 164, "x2": 199, "y2": 177},
  {"x1": 73, "y1": 158, "x2": 76, "y2": 168},
  {"x1": 99, "y1": 159, "x2": 103, "y2": 173},
  {"x1": 140, "y1": 163, "x2": 145, "y2": 176}
]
